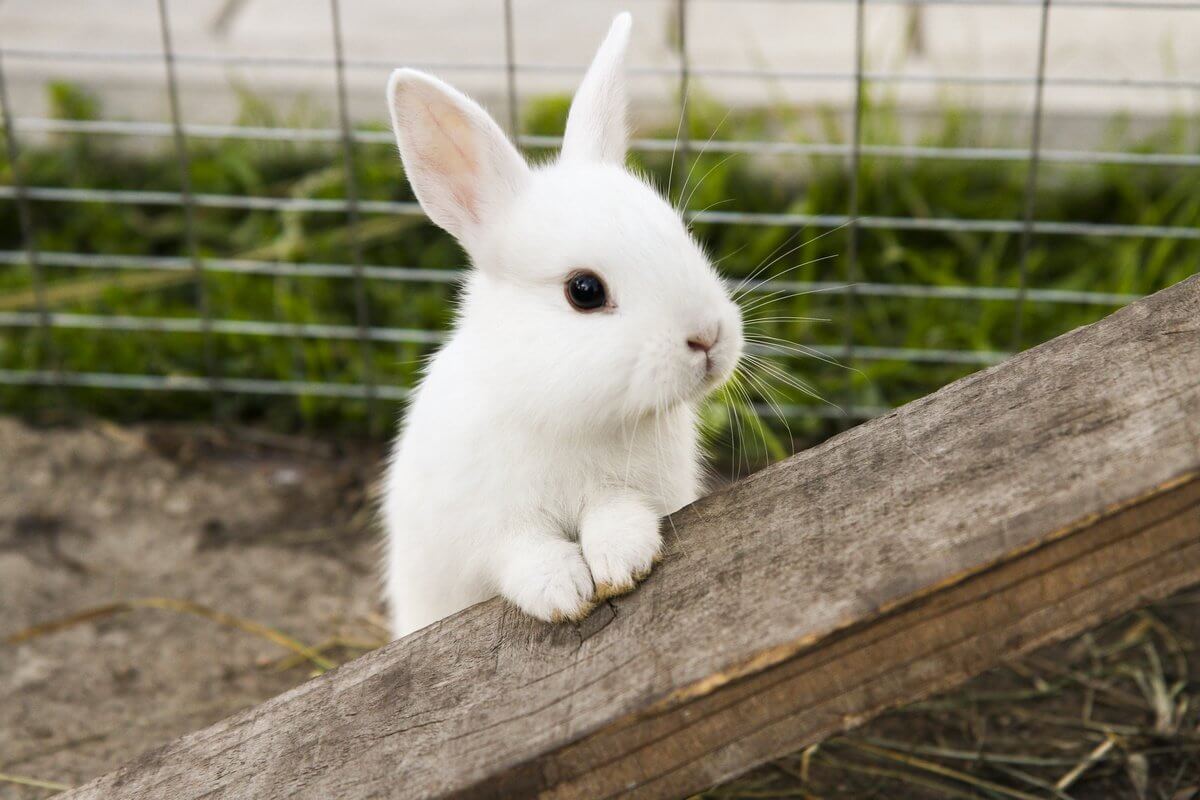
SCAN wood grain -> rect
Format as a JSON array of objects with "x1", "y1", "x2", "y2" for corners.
[{"x1": 64, "y1": 274, "x2": 1200, "y2": 800}]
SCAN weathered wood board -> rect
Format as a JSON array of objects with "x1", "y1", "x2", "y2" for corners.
[{"x1": 64, "y1": 275, "x2": 1200, "y2": 799}]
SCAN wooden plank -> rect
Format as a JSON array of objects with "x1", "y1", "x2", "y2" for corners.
[{"x1": 64, "y1": 274, "x2": 1200, "y2": 800}]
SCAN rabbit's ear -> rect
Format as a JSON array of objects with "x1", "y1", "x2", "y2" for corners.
[
  {"x1": 560, "y1": 12, "x2": 632, "y2": 165},
  {"x1": 388, "y1": 69, "x2": 530, "y2": 246}
]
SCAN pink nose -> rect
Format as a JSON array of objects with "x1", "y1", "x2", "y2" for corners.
[{"x1": 687, "y1": 335, "x2": 715, "y2": 354}]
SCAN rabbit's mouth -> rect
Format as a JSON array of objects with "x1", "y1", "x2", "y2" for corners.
[
  {"x1": 686, "y1": 321, "x2": 741, "y2": 390},
  {"x1": 700, "y1": 334, "x2": 742, "y2": 391},
  {"x1": 702, "y1": 364, "x2": 731, "y2": 391},
  {"x1": 695, "y1": 350, "x2": 738, "y2": 394}
]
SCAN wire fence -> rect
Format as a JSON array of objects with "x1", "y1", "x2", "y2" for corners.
[{"x1": 0, "y1": 0, "x2": 1197, "y2": 436}]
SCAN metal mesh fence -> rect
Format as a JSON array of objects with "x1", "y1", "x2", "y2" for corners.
[{"x1": 0, "y1": 0, "x2": 1197, "y2": 438}]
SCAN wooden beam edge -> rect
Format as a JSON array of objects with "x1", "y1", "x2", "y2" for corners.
[
  {"x1": 660, "y1": 467, "x2": 1200, "y2": 712},
  {"x1": 616, "y1": 483, "x2": 1200, "y2": 798},
  {"x1": 466, "y1": 469, "x2": 1200, "y2": 798}
]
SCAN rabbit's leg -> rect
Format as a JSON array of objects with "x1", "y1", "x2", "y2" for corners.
[
  {"x1": 494, "y1": 528, "x2": 596, "y2": 623},
  {"x1": 580, "y1": 492, "x2": 662, "y2": 601}
]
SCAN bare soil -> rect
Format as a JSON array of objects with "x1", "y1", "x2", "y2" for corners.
[
  {"x1": 1, "y1": 417, "x2": 1196, "y2": 799},
  {"x1": 0, "y1": 417, "x2": 387, "y2": 798}
]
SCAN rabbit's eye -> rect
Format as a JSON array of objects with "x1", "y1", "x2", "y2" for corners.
[{"x1": 565, "y1": 271, "x2": 608, "y2": 312}]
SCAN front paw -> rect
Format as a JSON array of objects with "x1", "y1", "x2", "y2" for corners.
[
  {"x1": 500, "y1": 537, "x2": 596, "y2": 623},
  {"x1": 581, "y1": 497, "x2": 662, "y2": 601}
]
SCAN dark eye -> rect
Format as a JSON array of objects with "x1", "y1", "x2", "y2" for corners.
[{"x1": 565, "y1": 271, "x2": 608, "y2": 312}]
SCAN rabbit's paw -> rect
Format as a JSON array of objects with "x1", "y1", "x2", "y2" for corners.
[
  {"x1": 581, "y1": 495, "x2": 662, "y2": 601},
  {"x1": 499, "y1": 536, "x2": 596, "y2": 623}
]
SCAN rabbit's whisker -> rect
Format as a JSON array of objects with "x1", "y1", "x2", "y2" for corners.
[
  {"x1": 674, "y1": 108, "x2": 731, "y2": 213},
  {"x1": 735, "y1": 373, "x2": 766, "y2": 473},
  {"x1": 732, "y1": 228, "x2": 809, "y2": 295},
  {"x1": 680, "y1": 153, "x2": 737, "y2": 219},
  {"x1": 741, "y1": 367, "x2": 793, "y2": 454},
  {"x1": 721, "y1": 378, "x2": 745, "y2": 480},
  {"x1": 731, "y1": 377, "x2": 752, "y2": 479},
  {"x1": 733, "y1": 253, "x2": 840, "y2": 301},
  {"x1": 745, "y1": 316, "x2": 832, "y2": 325},
  {"x1": 733, "y1": 372, "x2": 770, "y2": 468},
  {"x1": 711, "y1": 241, "x2": 749, "y2": 269},
  {"x1": 689, "y1": 197, "x2": 734, "y2": 220},
  {"x1": 730, "y1": 221, "x2": 851, "y2": 300},
  {"x1": 743, "y1": 354, "x2": 818, "y2": 394},
  {"x1": 746, "y1": 336, "x2": 862, "y2": 375},
  {"x1": 744, "y1": 354, "x2": 840, "y2": 411},
  {"x1": 738, "y1": 284, "x2": 850, "y2": 315},
  {"x1": 743, "y1": 353, "x2": 811, "y2": 395},
  {"x1": 665, "y1": 89, "x2": 689, "y2": 204},
  {"x1": 653, "y1": 409, "x2": 686, "y2": 557}
]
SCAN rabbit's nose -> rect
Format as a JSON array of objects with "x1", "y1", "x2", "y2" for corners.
[{"x1": 687, "y1": 324, "x2": 720, "y2": 354}]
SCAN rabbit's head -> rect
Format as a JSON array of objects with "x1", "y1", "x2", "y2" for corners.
[{"x1": 388, "y1": 12, "x2": 743, "y2": 429}]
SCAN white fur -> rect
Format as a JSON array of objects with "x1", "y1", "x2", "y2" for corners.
[{"x1": 382, "y1": 12, "x2": 744, "y2": 638}]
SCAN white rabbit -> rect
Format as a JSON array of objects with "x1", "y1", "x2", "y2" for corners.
[{"x1": 382, "y1": 12, "x2": 743, "y2": 638}]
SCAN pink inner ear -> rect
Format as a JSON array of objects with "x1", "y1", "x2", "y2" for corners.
[
  {"x1": 412, "y1": 95, "x2": 484, "y2": 226},
  {"x1": 391, "y1": 69, "x2": 530, "y2": 243}
]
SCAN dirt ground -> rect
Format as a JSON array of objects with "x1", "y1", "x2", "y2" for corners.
[
  {"x1": 2, "y1": 417, "x2": 1197, "y2": 799},
  {"x1": 0, "y1": 417, "x2": 388, "y2": 798}
]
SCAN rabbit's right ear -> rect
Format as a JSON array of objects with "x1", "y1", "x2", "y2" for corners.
[
  {"x1": 561, "y1": 12, "x2": 632, "y2": 165},
  {"x1": 388, "y1": 69, "x2": 530, "y2": 247}
]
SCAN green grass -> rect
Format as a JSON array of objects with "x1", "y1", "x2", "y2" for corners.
[{"x1": 1, "y1": 83, "x2": 1198, "y2": 467}]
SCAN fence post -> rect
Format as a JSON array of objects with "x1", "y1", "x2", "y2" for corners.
[
  {"x1": 329, "y1": 0, "x2": 378, "y2": 434},
  {"x1": 0, "y1": 47, "x2": 59, "y2": 402},
  {"x1": 837, "y1": 0, "x2": 868, "y2": 430},
  {"x1": 1013, "y1": 0, "x2": 1053, "y2": 349},
  {"x1": 156, "y1": 0, "x2": 221, "y2": 416}
]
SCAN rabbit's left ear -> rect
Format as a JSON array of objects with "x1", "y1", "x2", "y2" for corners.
[
  {"x1": 560, "y1": 12, "x2": 632, "y2": 165},
  {"x1": 387, "y1": 68, "x2": 529, "y2": 249}
]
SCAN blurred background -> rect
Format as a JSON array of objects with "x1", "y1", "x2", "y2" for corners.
[
  {"x1": 2, "y1": 0, "x2": 1197, "y2": 471},
  {"x1": 2, "y1": 2, "x2": 1199, "y2": 798}
]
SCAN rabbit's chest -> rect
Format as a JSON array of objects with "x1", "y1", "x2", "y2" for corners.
[{"x1": 530, "y1": 425, "x2": 699, "y2": 519}]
